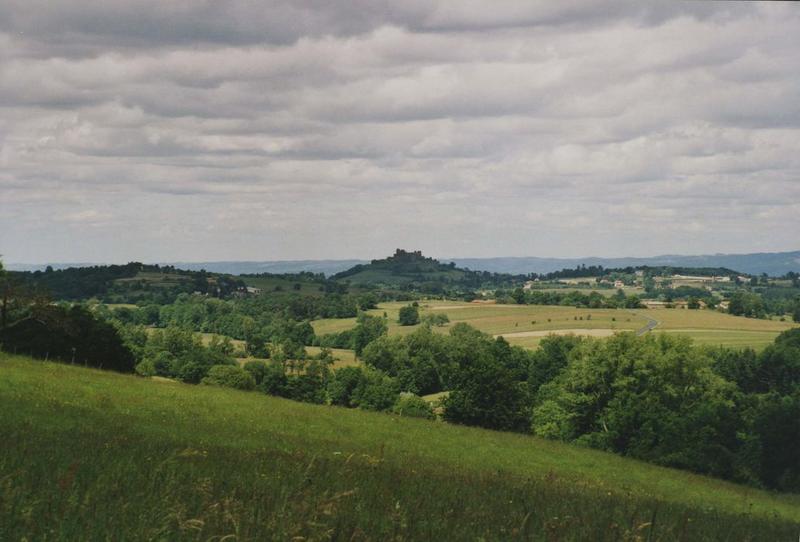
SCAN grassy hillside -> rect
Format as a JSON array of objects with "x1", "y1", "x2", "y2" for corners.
[{"x1": 2, "y1": 354, "x2": 799, "y2": 540}]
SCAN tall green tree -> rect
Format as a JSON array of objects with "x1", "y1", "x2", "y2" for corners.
[{"x1": 353, "y1": 312, "x2": 388, "y2": 356}]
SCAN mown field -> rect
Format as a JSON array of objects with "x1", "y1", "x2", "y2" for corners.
[
  {"x1": 312, "y1": 301, "x2": 798, "y2": 350},
  {"x1": 2, "y1": 354, "x2": 799, "y2": 540}
]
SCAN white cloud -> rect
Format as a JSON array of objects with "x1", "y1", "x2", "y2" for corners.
[{"x1": 0, "y1": 1, "x2": 799, "y2": 263}]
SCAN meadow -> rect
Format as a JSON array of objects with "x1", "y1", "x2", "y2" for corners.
[
  {"x1": 312, "y1": 301, "x2": 798, "y2": 350},
  {"x1": 2, "y1": 353, "x2": 799, "y2": 540}
]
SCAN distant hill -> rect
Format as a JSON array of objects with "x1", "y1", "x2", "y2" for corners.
[
  {"x1": 8, "y1": 249, "x2": 800, "y2": 277},
  {"x1": 5, "y1": 260, "x2": 365, "y2": 276},
  {"x1": 446, "y1": 251, "x2": 800, "y2": 276},
  {"x1": 164, "y1": 259, "x2": 365, "y2": 276},
  {"x1": 333, "y1": 249, "x2": 465, "y2": 286}
]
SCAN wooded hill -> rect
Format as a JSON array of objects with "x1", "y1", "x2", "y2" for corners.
[{"x1": 333, "y1": 249, "x2": 523, "y2": 291}]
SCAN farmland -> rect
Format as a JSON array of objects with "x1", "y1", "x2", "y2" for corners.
[
  {"x1": 313, "y1": 300, "x2": 798, "y2": 350},
  {"x1": 2, "y1": 353, "x2": 799, "y2": 540}
]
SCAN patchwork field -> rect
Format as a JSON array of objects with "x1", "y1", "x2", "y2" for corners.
[
  {"x1": 2, "y1": 354, "x2": 799, "y2": 540},
  {"x1": 312, "y1": 301, "x2": 798, "y2": 350}
]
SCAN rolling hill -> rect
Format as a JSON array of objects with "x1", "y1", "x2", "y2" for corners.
[
  {"x1": 1, "y1": 353, "x2": 799, "y2": 540},
  {"x1": 9, "y1": 249, "x2": 800, "y2": 277},
  {"x1": 332, "y1": 249, "x2": 467, "y2": 286}
]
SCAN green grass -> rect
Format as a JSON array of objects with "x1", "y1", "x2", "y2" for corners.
[
  {"x1": 655, "y1": 330, "x2": 782, "y2": 350},
  {"x1": 2, "y1": 354, "x2": 799, "y2": 540},
  {"x1": 312, "y1": 302, "x2": 799, "y2": 351}
]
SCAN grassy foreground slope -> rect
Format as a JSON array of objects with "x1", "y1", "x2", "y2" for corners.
[{"x1": 2, "y1": 355, "x2": 799, "y2": 541}]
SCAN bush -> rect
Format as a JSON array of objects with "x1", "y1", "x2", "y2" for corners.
[
  {"x1": 259, "y1": 362, "x2": 289, "y2": 396},
  {"x1": 177, "y1": 361, "x2": 209, "y2": 383},
  {"x1": 398, "y1": 305, "x2": 420, "y2": 326},
  {"x1": 243, "y1": 360, "x2": 270, "y2": 385},
  {"x1": 392, "y1": 393, "x2": 435, "y2": 419},
  {"x1": 202, "y1": 365, "x2": 256, "y2": 390}
]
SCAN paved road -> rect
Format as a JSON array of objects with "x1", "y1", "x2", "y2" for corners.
[{"x1": 636, "y1": 314, "x2": 659, "y2": 336}]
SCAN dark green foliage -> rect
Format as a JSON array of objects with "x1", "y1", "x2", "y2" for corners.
[
  {"x1": 317, "y1": 329, "x2": 355, "y2": 349},
  {"x1": 529, "y1": 331, "x2": 800, "y2": 490},
  {"x1": 0, "y1": 305, "x2": 135, "y2": 372},
  {"x1": 177, "y1": 361, "x2": 209, "y2": 384},
  {"x1": 392, "y1": 392, "x2": 435, "y2": 419},
  {"x1": 739, "y1": 392, "x2": 800, "y2": 491},
  {"x1": 398, "y1": 304, "x2": 420, "y2": 326},
  {"x1": 351, "y1": 368, "x2": 399, "y2": 411},
  {"x1": 9, "y1": 263, "x2": 246, "y2": 303},
  {"x1": 709, "y1": 329, "x2": 800, "y2": 395},
  {"x1": 243, "y1": 360, "x2": 270, "y2": 385},
  {"x1": 352, "y1": 312, "x2": 388, "y2": 356},
  {"x1": 284, "y1": 374, "x2": 327, "y2": 404},
  {"x1": 326, "y1": 366, "x2": 399, "y2": 411},
  {"x1": 327, "y1": 366, "x2": 365, "y2": 407},
  {"x1": 258, "y1": 362, "x2": 290, "y2": 396},
  {"x1": 202, "y1": 365, "x2": 256, "y2": 390},
  {"x1": 727, "y1": 291, "x2": 766, "y2": 318},
  {"x1": 133, "y1": 327, "x2": 236, "y2": 381},
  {"x1": 532, "y1": 334, "x2": 739, "y2": 476},
  {"x1": 512, "y1": 289, "x2": 646, "y2": 309},
  {"x1": 421, "y1": 312, "x2": 449, "y2": 327},
  {"x1": 528, "y1": 334, "x2": 583, "y2": 395},
  {"x1": 443, "y1": 355, "x2": 530, "y2": 433}
]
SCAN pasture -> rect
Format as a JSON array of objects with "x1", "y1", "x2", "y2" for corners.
[
  {"x1": 2, "y1": 354, "x2": 799, "y2": 540},
  {"x1": 312, "y1": 300, "x2": 798, "y2": 350}
]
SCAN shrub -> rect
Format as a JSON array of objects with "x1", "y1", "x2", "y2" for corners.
[
  {"x1": 392, "y1": 393, "x2": 435, "y2": 419},
  {"x1": 178, "y1": 361, "x2": 209, "y2": 384},
  {"x1": 243, "y1": 360, "x2": 270, "y2": 385},
  {"x1": 398, "y1": 305, "x2": 420, "y2": 326},
  {"x1": 202, "y1": 365, "x2": 256, "y2": 390},
  {"x1": 259, "y1": 362, "x2": 289, "y2": 396}
]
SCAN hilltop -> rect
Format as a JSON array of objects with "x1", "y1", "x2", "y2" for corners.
[
  {"x1": 333, "y1": 249, "x2": 468, "y2": 286},
  {"x1": 2, "y1": 353, "x2": 799, "y2": 540},
  {"x1": 9, "y1": 249, "x2": 800, "y2": 277}
]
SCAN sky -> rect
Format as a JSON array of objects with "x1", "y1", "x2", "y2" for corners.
[{"x1": 1, "y1": 1, "x2": 799, "y2": 264}]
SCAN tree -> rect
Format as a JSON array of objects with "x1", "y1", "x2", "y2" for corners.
[
  {"x1": 532, "y1": 333, "x2": 740, "y2": 478},
  {"x1": 202, "y1": 365, "x2": 256, "y2": 390},
  {"x1": 443, "y1": 355, "x2": 529, "y2": 433},
  {"x1": 392, "y1": 393, "x2": 435, "y2": 419},
  {"x1": 1, "y1": 305, "x2": 135, "y2": 372},
  {"x1": 398, "y1": 304, "x2": 420, "y2": 326},
  {"x1": 353, "y1": 313, "x2": 388, "y2": 356}
]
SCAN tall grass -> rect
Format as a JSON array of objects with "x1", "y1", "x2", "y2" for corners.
[{"x1": 2, "y1": 353, "x2": 799, "y2": 540}]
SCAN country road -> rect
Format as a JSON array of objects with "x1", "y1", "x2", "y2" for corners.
[{"x1": 636, "y1": 314, "x2": 659, "y2": 335}]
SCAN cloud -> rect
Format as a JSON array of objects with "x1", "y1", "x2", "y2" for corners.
[{"x1": 0, "y1": 1, "x2": 799, "y2": 263}]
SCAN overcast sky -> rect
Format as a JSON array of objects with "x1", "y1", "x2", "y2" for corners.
[{"x1": 1, "y1": 1, "x2": 799, "y2": 264}]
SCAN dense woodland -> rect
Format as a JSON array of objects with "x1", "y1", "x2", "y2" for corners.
[{"x1": 2, "y1": 255, "x2": 800, "y2": 493}]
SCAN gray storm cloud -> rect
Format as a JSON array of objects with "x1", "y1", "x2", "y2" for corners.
[{"x1": 0, "y1": 1, "x2": 798, "y2": 263}]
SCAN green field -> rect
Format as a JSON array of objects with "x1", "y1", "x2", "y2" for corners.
[
  {"x1": 241, "y1": 275, "x2": 326, "y2": 295},
  {"x1": 306, "y1": 346, "x2": 358, "y2": 368},
  {"x1": 312, "y1": 301, "x2": 798, "y2": 350},
  {"x1": 2, "y1": 354, "x2": 799, "y2": 540}
]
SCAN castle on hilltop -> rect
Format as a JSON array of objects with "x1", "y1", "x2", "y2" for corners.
[{"x1": 372, "y1": 249, "x2": 431, "y2": 265}]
